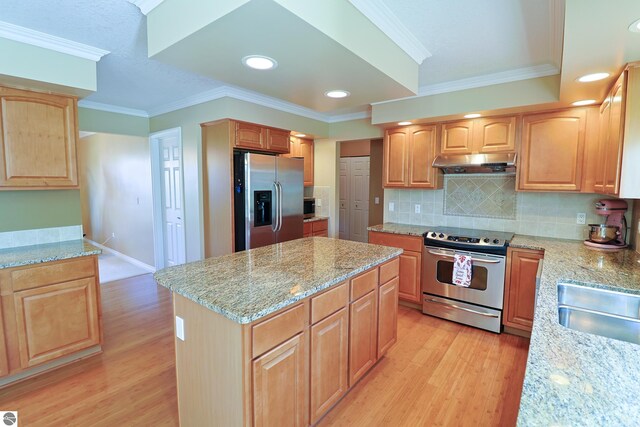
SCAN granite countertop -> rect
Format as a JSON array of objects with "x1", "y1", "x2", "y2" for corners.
[
  {"x1": 367, "y1": 223, "x2": 430, "y2": 236},
  {"x1": 0, "y1": 239, "x2": 102, "y2": 269},
  {"x1": 510, "y1": 235, "x2": 640, "y2": 426},
  {"x1": 304, "y1": 216, "x2": 328, "y2": 223},
  {"x1": 154, "y1": 237, "x2": 402, "y2": 324}
]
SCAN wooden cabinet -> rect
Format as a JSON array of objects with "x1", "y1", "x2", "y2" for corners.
[
  {"x1": 0, "y1": 304, "x2": 8, "y2": 377},
  {"x1": 383, "y1": 124, "x2": 441, "y2": 189},
  {"x1": 518, "y1": 109, "x2": 587, "y2": 191},
  {"x1": 286, "y1": 137, "x2": 314, "y2": 186},
  {"x1": 441, "y1": 116, "x2": 516, "y2": 154},
  {"x1": 377, "y1": 277, "x2": 398, "y2": 357},
  {"x1": 348, "y1": 290, "x2": 377, "y2": 386},
  {"x1": 304, "y1": 219, "x2": 328, "y2": 237},
  {"x1": 596, "y1": 73, "x2": 626, "y2": 195},
  {"x1": 0, "y1": 86, "x2": 79, "y2": 189},
  {"x1": 310, "y1": 308, "x2": 349, "y2": 424},
  {"x1": 368, "y1": 231, "x2": 423, "y2": 304},
  {"x1": 253, "y1": 333, "x2": 307, "y2": 427},
  {"x1": 503, "y1": 248, "x2": 544, "y2": 332},
  {"x1": 233, "y1": 120, "x2": 290, "y2": 154},
  {"x1": 13, "y1": 277, "x2": 100, "y2": 368},
  {"x1": 593, "y1": 98, "x2": 611, "y2": 193}
]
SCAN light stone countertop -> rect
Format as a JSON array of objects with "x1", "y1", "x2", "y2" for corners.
[
  {"x1": 510, "y1": 235, "x2": 640, "y2": 426},
  {"x1": 154, "y1": 237, "x2": 402, "y2": 324},
  {"x1": 303, "y1": 216, "x2": 328, "y2": 223},
  {"x1": 0, "y1": 239, "x2": 102, "y2": 269},
  {"x1": 367, "y1": 223, "x2": 430, "y2": 237}
]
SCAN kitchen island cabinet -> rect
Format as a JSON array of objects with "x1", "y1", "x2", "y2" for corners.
[{"x1": 154, "y1": 237, "x2": 401, "y2": 426}]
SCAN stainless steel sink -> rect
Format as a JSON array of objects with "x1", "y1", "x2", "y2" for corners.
[{"x1": 557, "y1": 283, "x2": 640, "y2": 345}]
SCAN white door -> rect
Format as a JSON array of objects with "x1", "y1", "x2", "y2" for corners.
[
  {"x1": 349, "y1": 157, "x2": 370, "y2": 243},
  {"x1": 160, "y1": 135, "x2": 186, "y2": 267},
  {"x1": 339, "y1": 159, "x2": 349, "y2": 240}
]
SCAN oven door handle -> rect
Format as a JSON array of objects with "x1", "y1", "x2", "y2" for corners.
[
  {"x1": 427, "y1": 250, "x2": 501, "y2": 264},
  {"x1": 425, "y1": 298, "x2": 500, "y2": 318}
]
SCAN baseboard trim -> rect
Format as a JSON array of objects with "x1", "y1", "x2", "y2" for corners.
[{"x1": 84, "y1": 238, "x2": 156, "y2": 273}]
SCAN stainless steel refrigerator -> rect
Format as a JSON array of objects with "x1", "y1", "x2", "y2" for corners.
[{"x1": 233, "y1": 152, "x2": 304, "y2": 251}]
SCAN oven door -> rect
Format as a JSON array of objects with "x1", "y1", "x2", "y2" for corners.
[{"x1": 422, "y1": 246, "x2": 505, "y2": 309}]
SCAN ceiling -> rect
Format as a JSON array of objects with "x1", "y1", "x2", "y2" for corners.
[{"x1": 1, "y1": 0, "x2": 639, "y2": 121}]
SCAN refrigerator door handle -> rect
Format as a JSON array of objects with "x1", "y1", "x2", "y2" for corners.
[
  {"x1": 272, "y1": 181, "x2": 279, "y2": 232},
  {"x1": 276, "y1": 181, "x2": 283, "y2": 232}
]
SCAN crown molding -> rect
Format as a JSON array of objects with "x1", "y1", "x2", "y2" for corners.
[
  {"x1": 0, "y1": 21, "x2": 109, "y2": 61},
  {"x1": 78, "y1": 100, "x2": 149, "y2": 118},
  {"x1": 127, "y1": 0, "x2": 165, "y2": 15},
  {"x1": 349, "y1": 0, "x2": 431, "y2": 64},
  {"x1": 78, "y1": 131, "x2": 96, "y2": 139},
  {"x1": 325, "y1": 111, "x2": 371, "y2": 123}
]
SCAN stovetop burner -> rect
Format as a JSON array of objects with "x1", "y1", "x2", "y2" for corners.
[{"x1": 423, "y1": 227, "x2": 514, "y2": 255}]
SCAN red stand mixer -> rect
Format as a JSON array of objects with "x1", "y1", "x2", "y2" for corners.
[{"x1": 583, "y1": 199, "x2": 628, "y2": 250}]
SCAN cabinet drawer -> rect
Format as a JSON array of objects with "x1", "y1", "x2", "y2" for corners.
[
  {"x1": 312, "y1": 220, "x2": 328, "y2": 233},
  {"x1": 303, "y1": 222, "x2": 312, "y2": 236},
  {"x1": 11, "y1": 257, "x2": 96, "y2": 292},
  {"x1": 350, "y1": 269, "x2": 378, "y2": 301},
  {"x1": 311, "y1": 282, "x2": 348, "y2": 324},
  {"x1": 252, "y1": 304, "x2": 306, "y2": 358},
  {"x1": 379, "y1": 258, "x2": 399, "y2": 285},
  {"x1": 368, "y1": 232, "x2": 422, "y2": 252}
]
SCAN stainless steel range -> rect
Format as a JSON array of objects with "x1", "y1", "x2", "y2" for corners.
[{"x1": 422, "y1": 227, "x2": 513, "y2": 333}]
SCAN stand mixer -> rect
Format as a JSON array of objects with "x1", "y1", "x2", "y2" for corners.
[{"x1": 583, "y1": 199, "x2": 628, "y2": 250}]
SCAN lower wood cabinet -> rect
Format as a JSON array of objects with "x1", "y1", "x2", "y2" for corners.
[
  {"x1": 310, "y1": 308, "x2": 348, "y2": 424},
  {"x1": 304, "y1": 219, "x2": 328, "y2": 238},
  {"x1": 348, "y1": 290, "x2": 378, "y2": 386},
  {"x1": 253, "y1": 333, "x2": 307, "y2": 427},
  {"x1": 377, "y1": 277, "x2": 399, "y2": 357},
  {"x1": 503, "y1": 248, "x2": 544, "y2": 332}
]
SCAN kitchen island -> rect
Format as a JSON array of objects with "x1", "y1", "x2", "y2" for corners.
[{"x1": 154, "y1": 237, "x2": 402, "y2": 426}]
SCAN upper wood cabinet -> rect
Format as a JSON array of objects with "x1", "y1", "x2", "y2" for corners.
[
  {"x1": 285, "y1": 136, "x2": 314, "y2": 186},
  {"x1": 599, "y1": 73, "x2": 626, "y2": 195},
  {"x1": 233, "y1": 120, "x2": 290, "y2": 154},
  {"x1": 383, "y1": 124, "x2": 441, "y2": 189},
  {"x1": 441, "y1": 116, "x2": 516, "y2": 154},
  {"x1": 503, "y1": 248, "x2": 544, "y2": 332},
  {"x1": 518, "y1": 109, "x2": 587, "y2": 192},
  {"x1": 0, "y1": 86, "x2": 78, "y2": 189},
  {"x1": 593, "y1": 98, "x2": 611, "y2": 193}
]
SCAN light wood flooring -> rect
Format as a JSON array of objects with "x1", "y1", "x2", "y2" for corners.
[{"x1": 0, "y1": 274, "x2": 529, "y2": 426}]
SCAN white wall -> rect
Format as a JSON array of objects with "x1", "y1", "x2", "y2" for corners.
[{"x1": 78, "y1": 133, "x2": 155, "y2": 266}]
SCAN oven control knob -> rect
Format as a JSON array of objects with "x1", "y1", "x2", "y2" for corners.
[
  {"x1": 438, "y1": 233, "x2": 444, "y2": 238},
  {"x1": 447, "y1": 236, "x2": 454, "y2": 241},
  {"x1": 483, "y1": 238, "x2": 490, "y2": 243},
  {"x1": 430, "y1": 232, "x2": 437, "y2": 238},
  {"x1": 493, "y1": 239, "x2": 500, "y2": 244}
]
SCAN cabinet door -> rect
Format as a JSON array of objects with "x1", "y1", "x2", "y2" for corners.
[
  {"x1": 474, "y1": 116, "x2": 516, "y2": 153},
  {"x1": 235, "y1": 121, "x2": 264, "y2": 150},
  {"x1": 349, "y1": 290, "x2": 377, "y2": 386},
  {"x1": 399, "y1": 251, "x2": 421, "y2": 303},
  {"x1": 0, "y1": 302, "x2": 8, "y2": 377},
  {"x1": 604, "y1": 76, "x2": 626, "y2": 195},
  {"x1": 383, "y1": 128, "x2": 408, "y2": 187},
  {"x1": 266, "y1": 128, "x2": 291, "y2": 153},
  {"x1": 504, "y1": 249, "x2": 543, "y2": 331},
  {"x1": 441, "y1": 120, "x2": 474, "y2": 154},
  {"x1": 593, "y1": 98, "x2": 611, "y2": 193},
  {"x1": 518, "y1": 109, "x2": 587, "y2": 191},
  {"x1": 299, "y1": 138, "x2": 314, "y2": 186},
  {"x1": 281, "y1": 137, "x2": 298, "y2": 158},
  {"x1": 377, "y1": 277, "x2": 399, "y2": 357},
  {"x1": 253, "y1": 333, "x2": 307, "y2": 427},
  {"x1": 310, "y1": 308, "x2": 349, "y2": 424},
  {"x1": 13, "y1": 277, "x2": 100, "y2": 368},
  {"x1": 408, "y1": 125, "x2": 439, "y2": 188},
  {"x1": 0, "y1": 87, "x2": 78, "y2": 188}
]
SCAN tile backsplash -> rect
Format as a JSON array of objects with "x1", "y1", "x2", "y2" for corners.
[
  {"x1": 312, "y1": 186, "x2": 332, "y2": 218},
  {"x1": 384, "y1": 176, "x2": 634, "y2": 240},
  {"x1": 0, "y1": 225, "x2": 84, "y2": 249},
  {"x1": 444, "y1": 174, "x2": 517, "y2": 219}
]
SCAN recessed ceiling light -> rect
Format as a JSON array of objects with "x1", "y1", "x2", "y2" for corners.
[
  {"x1": 294, "y1": 133, "x2": 306, "y2": 137},
  {"x1": 464, "y1": 113, "x2": 481, "y2": 119},
  {"x1": 242, "y1": 55, "x2": 277, "y2": 70},
  {"x1": 628, "y1": 18, "x2": 640, "y2": 32},
  {"x1": 572, "y1": 99, "x2": 596, "y2": 106},
  {"x1": 398, "y1": 121, "x2": 412, "y2": 126},
  {"x1": 325, "y1": 90, "x2": 350, "y2": 99},
  {"x1": 577, "y1": 72, "x2": 610, "y2": 83}
]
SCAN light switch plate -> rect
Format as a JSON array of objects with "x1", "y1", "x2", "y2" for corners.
[
  {"x1": 389, "y1": 202, "x2": 395, "y2": 212},
  {"x1": 576, "y1": 213, "x2": 586, "y2": 225},
  {"x1": 415, "y1": 204, "x2": 421, "y2": 214},
  {"x1": 176, "y1": 316, "x2": 185, "y2": 341},
  {"x1": 316, "y1": 198, "x2": 322, "y2": 207},
  {"x1": 375, "y1": 197, "x2": 380, "y2": 205}
]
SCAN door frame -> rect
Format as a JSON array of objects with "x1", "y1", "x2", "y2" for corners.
[{"x1": 149, "y1": 127, "x2": 186, "y2": 269}]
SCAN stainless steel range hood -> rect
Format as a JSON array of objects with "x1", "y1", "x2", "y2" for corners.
[{"x1": 432, "y1": 152, "x2": 516, "y2": 174}]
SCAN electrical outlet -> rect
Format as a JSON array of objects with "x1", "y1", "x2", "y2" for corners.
[
  {"x1": 576, "y1": 213, "x2": 586, "y2": 225},
  {"x1": 176, "y1": 316, "x2": 185, "y2": 341},
  {"x1": 389, "y1": 202, "x2": 395, "y2": 212},
  {"x1": 414, "y1": 204, "x2": 421, "y2": 214},
  {"x1": 374, "y1": 197, "x2": 380, "y2": 205},
  {"x1": 111, "y1": 232, "x2": 116, "y2": 238},
  {"x1": 316, "y1": 198, "x2": 322, "y2": 207}
]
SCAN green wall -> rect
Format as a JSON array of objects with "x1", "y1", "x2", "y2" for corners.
[
  {"x1": 0, "y1": 190, "x2": 82, "y2": 232},
  {"x1": 78, "y1": 108, "x2": 150, "y2": 137}
]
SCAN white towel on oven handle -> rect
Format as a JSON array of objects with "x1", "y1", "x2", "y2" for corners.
[{"x1": 452, "y1": 253, "x2": 472, "y2": 287}]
